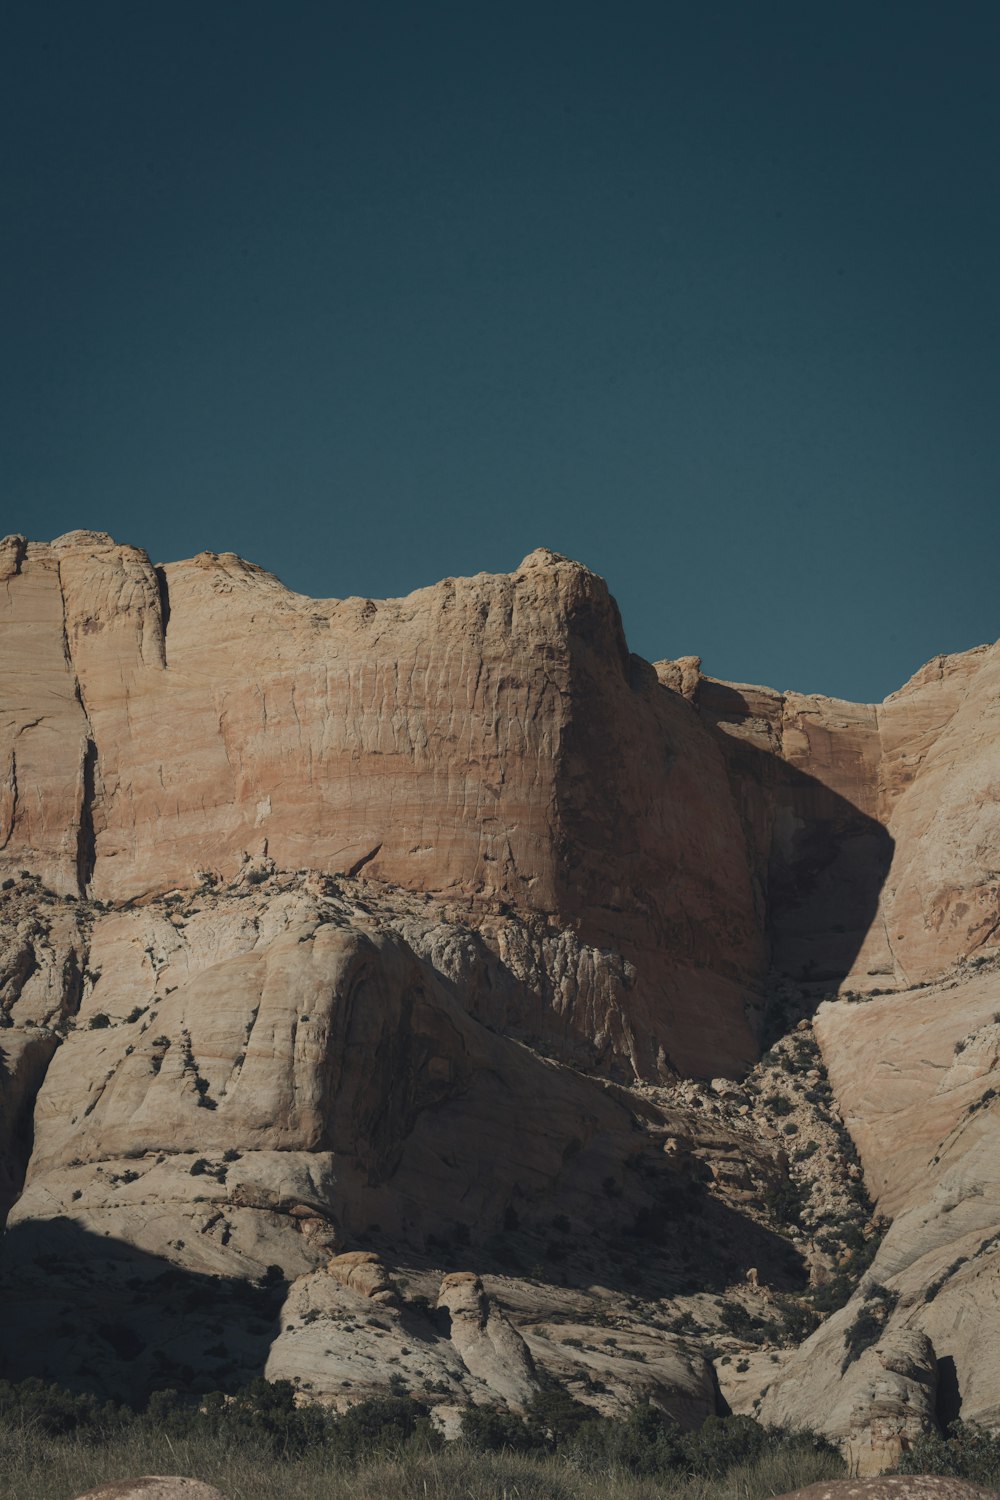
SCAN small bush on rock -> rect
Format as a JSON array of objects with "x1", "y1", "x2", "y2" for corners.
[{"x1": 893, "y1": 1421, "x2": 1000, "y2": 1487}]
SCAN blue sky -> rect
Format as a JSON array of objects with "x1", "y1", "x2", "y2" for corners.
[{"x1": 4, "y1": 1, "x2": 998, "y2": 700}]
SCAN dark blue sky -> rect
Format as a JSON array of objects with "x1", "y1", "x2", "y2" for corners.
[{"x1": 4, "y1": 2, "x2": 998, "y2": 701}]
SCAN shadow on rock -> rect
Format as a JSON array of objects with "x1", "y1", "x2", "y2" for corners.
[
  {"x1": 0, "y1": 1217, "x2": 285, "y2": 1403},
  {"x1": 697, "y1": 678, "x2": 895, "y2": 1034},
  {"x1": 411, "y1": 1168, "x2": 809, "y2": 1303}
]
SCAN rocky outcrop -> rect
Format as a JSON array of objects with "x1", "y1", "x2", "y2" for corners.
[
  {"x1": 760, "y1": 1318, "x2": 940, "y2": 1475},
  {"x1": 772, "y1": 1482, "x2": 997, "y2": 1500},
  {"x1": 689, "y1": 642, "x2": 1000, "y2": 992},
  {"x1": 759, "y1": 963, "x2": 1000, "y2": 1441},
  {"x1": 0, "y1": 537, "x2": 93, "y2": 897},
  {"x1": 73, "y1": 1485, "x2": 225, "y2": 1500},
  {"x1": 327, "y1": 1251, "x2": 399, "y2": 1305},
  {"x1": 9, "y1": 874, "x2": 682, "y2": 1270},
  {"x1": 2, "y1": 531, "x2": 999, "y2": 1455},
  {"x1": 436, "y1": 1272, "x2": 538, "y2": 1409},
  {"x1": 1, "y1": 531, "x2": 777, "y2": 1079}
]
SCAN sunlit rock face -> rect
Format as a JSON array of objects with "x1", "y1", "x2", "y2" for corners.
[
  {"x1": 1, "y1": 529, "x2": 998, "y2": 1444},
  {"x1": 1, "y1": 531, "x2": 776, "y2": 1080}
]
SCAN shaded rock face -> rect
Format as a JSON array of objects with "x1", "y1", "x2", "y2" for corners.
[
  {"x1": 758, "y1": 963, "x2": 1000, "y2": 1448},
  {"x1": 1, "y1": 531, "x2": 999, "y2": 1451},
  {"x1": 691, "y1": 644, "x2": 1000, "y2": 992},
  {"x1": 689, "y1": 650, "x2": 1000, "y2": 1458},
  {"x1": 690, "y1": 678, "x2": 893, "y2": 991}
]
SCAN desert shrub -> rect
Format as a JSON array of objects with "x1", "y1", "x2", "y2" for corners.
[
  {"x1": 568, "y1": 1408, "x2": 838, "y2": 1481},
  {"x1": 690, "y1": 1416, "x2": 839, "y2": 1479},
  {"x1": 684, "y1": 1414, "x2": 781, "y2": 1476},
  {"x1": 777, "y1": 1297, "x2": 820, "y2": 1343},
  {"x1": 569, "y1": 1401, "x2": 685, "y2": 1474},
  {"x1": 811, "y1": 1217, "x2": 888, "y2": 1315},
  {"x1": 764, "y1": 1176, "x2": 808, "y2": 1227},
  {"x1": 139, "y1": 1381, "x2": 439, "y2": 1459},
  {"x1": 330, "y1": 1394, "x2": 441, "y2": 1460},
  {"x1": 893, "y1": 1421, "x2": 1000, "y2": 1486},
  {"x1": 925, "y1": 1256, "x2": 969, "y2": 1302},
  {"x1": 460, "y1": 1404, "x2": 538, "y2": 1454},
  {"x1": 527, "y1": 1387, "x2": 594, "y2": 1446},
  {"x1": 0, "y1": 1378, "x2": 128, "y2": 1436},
  {"x1": 719, "y1": 1302, "x2": 765, "y2": 1341},
  {"x1": 841, "y1": 1283, "x2": 898, "y2": 1368}
]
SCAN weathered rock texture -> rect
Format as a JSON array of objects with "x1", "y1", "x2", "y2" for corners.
[
  {"x1": 1, "y1": 531, "x2": 998, "y2": 1456},
  {"x1": 3, "y1": 530, "x2": 782, "y2": 1078},
  {"x1": 757, "y1": 961, "x2": 1000, "y2": 1454},
  {"x1": 771, "y1": 1481, "x2": 997, "y2": 1500},
  {"x1": 73, "y1": 1483, "x2": 225, "y2": 1500},
  {"x1": 689, "y1": 643, "x2": 1000, "y2": 991}
]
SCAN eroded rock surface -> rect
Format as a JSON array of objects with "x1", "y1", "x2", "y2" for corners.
[
  {"x1": 772, "y1": 1482, "x2": 997, "y2": 1500},
  {"x1": 1, "y1": 532, "x2": 998, "y2": 1457},
  {"x1": 759, "y1": 960, "x2": 1000, "y2": 1449},
  {"x1": 73, "y1": 1483, "x2": 225, "y2": 1500}
]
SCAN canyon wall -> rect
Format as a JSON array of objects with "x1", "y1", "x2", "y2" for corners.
[{"x1": 1, "y1": 529, "x2": 998, "y2": 1447}]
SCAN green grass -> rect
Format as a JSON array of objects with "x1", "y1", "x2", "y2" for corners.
[
  {"x1": 0, "y1": 1425, "x2": 847, "y2": 1500},
  {"x1": 0, "y1": 1377, "x2": 848, "y2": 1500}
]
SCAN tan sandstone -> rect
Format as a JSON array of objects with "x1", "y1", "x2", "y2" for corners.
[
  {"x1": 73, "y1": 1483, "x2": 225, "y2": 1500},
  {"x1": 771, "y1": 1482, "x2": 997, "y2": 1500},
  {"x1": 2, "y1": 532, "x2": 999, "y2": 1458}
]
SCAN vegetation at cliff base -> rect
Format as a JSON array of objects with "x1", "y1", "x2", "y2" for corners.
[
  {"x1": 0, "y1": 1376, "x2": 847, "y2": 1500},
  {"x1": 892, "y1": 1421, "x2": 1000, "y2": 1489}
]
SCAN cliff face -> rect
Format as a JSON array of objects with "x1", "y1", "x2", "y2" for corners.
[
  {"x1": 679, "y1": 648, "x2": 1000, "y2": 1455},
  {"x1": 1, "y1": 530, "x2": 998, "y2": 1449},
  {"x1": 3, "y1": 530, "x2": 774, "y2": 1079}
]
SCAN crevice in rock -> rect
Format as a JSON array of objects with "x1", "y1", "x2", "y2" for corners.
[
  {"x1": 154, "y1": 565, "x2": 171, "y2": 665},
  {"x1": 347, "y1": 843, "x2": 383, "y2": 879},
  {"x1": 59, "y1": 946, "x2": 86, "y2": 1023},
  {"x1": 0, "y1": 750, "x2": 17, "y2": 850},
  {"x1": 0, "y1": 1031, "x2": 62, "y2": 1228},
  {"x1": 54, "y1": 557, "x2": 76, "y2": 674},
  {"x1": 76, "y1": 739, "x2": 98, "y2": 894},
  {"x1": 935, "y1": 1354, "x2": 962, "y2": 1428},
  {"x1": 54, "y1": 557, "x2": 102, "y2": 895}
]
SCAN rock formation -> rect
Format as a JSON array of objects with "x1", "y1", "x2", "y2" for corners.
[
  {"x1": 1, "y1": 530, "x2": 998, "y2": 1461},
  {"x1": 73, "y1": 1484, "x2": 226, "y2": 1500},
  {"x1": 771, "y1": 1481, "x2": 997, "y2": 1500}
]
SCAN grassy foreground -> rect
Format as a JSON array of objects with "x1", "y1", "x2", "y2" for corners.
[
  {"x1": 0, "y1": 1377, "x2": 850, "y2": 1499},
  {"x1": 3, "y1": 1377, "x2": 999, "y2": 1498},
  {"x1": 0, "y1": 1425, "x2": 846, "y2": 1500}
]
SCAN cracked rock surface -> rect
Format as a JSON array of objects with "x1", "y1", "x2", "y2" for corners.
[{"x1": 1, "y1": 532, "x2": 999, "y2": 1467}]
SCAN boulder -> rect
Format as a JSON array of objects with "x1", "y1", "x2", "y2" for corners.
[
  {"x1": 772, "y1": 1482, "x2": 996, "y2": 1500},
  {"x1": 73, "y1": 1482, "x2": 225, "y2": 1500}
]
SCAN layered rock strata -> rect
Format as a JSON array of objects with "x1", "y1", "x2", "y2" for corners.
[{"x1": 1, "y1": 530, "x2": 998, "y2": 1456}]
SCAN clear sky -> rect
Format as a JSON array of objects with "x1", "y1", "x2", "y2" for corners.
[{"x1": 4, "y1": 1, "x2": 998, "y2": 702}]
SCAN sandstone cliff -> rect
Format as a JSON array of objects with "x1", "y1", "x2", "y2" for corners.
[{"x1": 1, "y1": 530, "x2": 998, "y2": 1458}]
